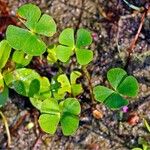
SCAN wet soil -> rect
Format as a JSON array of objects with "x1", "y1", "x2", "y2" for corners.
[{"x1": 0, "y1": 0, "x2": 150, "y2": 149}]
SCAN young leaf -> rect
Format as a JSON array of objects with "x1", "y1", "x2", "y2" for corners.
[
  {"x1": 57, "y1": 74, "x2": 71, "y2": 94},
  {"x1": 76, "y1": 49, "x2": 93, "y2": 65},
  {"x1": 17, "y1": 3, "x2": 41, "y2": 30},
  {"x1": 104, "y1": 93, "x2": 128, "y2": 109},
  {"x1": 30, "y1": 97, "x2": 43, "y2": 110},
  {"x1": 35, "y1": 14, "x2": 56, "y2": 37},
  {"x1": 59, "y1": 28, "x2": 74, "y2": 47},
  {"x1": 6, "y1": 25, "x2": 46, "y2": 56},
  {"x1": 71, "y1": 84, "x2": 83, "y2": 97},
  {"x1": 0, "y1": 86, "x2": 9, "y2": 107},
  {"x1": 47, "y1": 45, "x2": 57, "y2": 64},
  {"x1": 70, "y1": 71, "x2": 82, "y2": 85},
  {"x1": 12, "y1": 51, "x2": 32, "y2": 66},
  {"x1": 0, "y1": 73, "x2": 4, "y2": 92},
  {"x1": 93, "y1": 86, "x2": 114, "y2": 102},
  {"x1": 39, "y1": 114, "x2": 60, "y2": 134},
  {"x1": 70, "y1": 71, "x2": 83, "y2": 96},
  {"x1": 39, "y1": 98, "x2": 60, "y2": 134},
  {"x1": 56, "y1": 45, "x2": 73, "y2": 62},
  {"x1": 60, "y1": 98, "x2": 81, "y2": 135},
  {"x1": 76, "y1": 28, "x2": 92, "y2": 48},
  {"x1": 38, "y1": 77, "x2": 51, "y2": 99},
  {"x1": 107, "y1": 68, "x2": 127, "y2": 90},
  {"x1": 60, "y1": 98, "x2": 81, "y2": 115},
  {"x1": 61, "y1": 115, "x2": 79, "y2": 136},
  {"x1": 117, "y1": 76, "x2": 139, "y2": 97},
  {"x1": 0, "y1": 40, "x2": 11, "y2": 69}
]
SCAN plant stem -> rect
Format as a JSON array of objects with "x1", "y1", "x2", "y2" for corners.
[
  {"x1": 0, "y1": 110, "x2": 11, "y2": 147},
  {"x1": 82, "y1": 66, "x2": 95, "y2": 103},
  {"x1": 125, "y1": 10, "x2": 147, "y2": 69}
]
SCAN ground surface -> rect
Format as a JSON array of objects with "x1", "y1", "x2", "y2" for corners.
[{"x1": 0, "y1": 0, "x2": 150, "y2": 149}]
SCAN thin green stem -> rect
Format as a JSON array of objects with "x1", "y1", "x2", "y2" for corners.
[
  {"x1": 0, "y1": 110, "x2": 11, "y2": 147},
  {"x1": 82, "y1": 66, "x2": 95, "y2": 103}
]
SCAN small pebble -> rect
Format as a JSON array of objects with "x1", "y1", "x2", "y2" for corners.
[
  {"x1": 141, "y1": 84, "x2": 147, "y2": 92},
  {"x1": 127, "y1": 113, "x2": 139, "y2": 126},
  {"x1": 92, "y1": 110, "x2": 103, "y2": 119}
]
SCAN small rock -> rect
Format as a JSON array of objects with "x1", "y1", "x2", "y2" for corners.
[
  {"x1": 127, "y1": 112, "x2": 139, "y2": 126},
  {"x1": 141, "y1": 84, "x2": 147, "y2": 92},
  {"x1": 87, "y1": 143, "x2": 100, "y2": 150},
  {"x1": 92, "y1": 110, "x2": 103, "y2": 119}
]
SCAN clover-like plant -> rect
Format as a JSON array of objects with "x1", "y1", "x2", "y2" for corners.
[
  {"x1": 4, "y1": 68, "x2": 41, "y2": 97},
  {"x1": 39, "y1": 98, "x2": 81, "y2": 135},
  {"x1": 0, "y1": 40, "x2": 11, "y2": 107},
  {"x1": 54, "y1": 28, "x2": 93, "y2": 65},
  {"x1": 93, "y1": 68, "x2": 139, "y2": 109},
  {"x1": 6, "y1": 3, "x2": 56, "y2": 56},
  {"x1": 0, "y1": 3, "x2": 141, "y2": 139},
  {"x1": 56, "y1": 71, "x2": 83, "y2": 97},
  {"x1": 132, "y1": 119, "x2": 150, "y2": 150}
]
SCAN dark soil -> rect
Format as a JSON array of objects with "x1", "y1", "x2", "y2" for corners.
[{"x1": 0, "y1": 0, "x2": 150, "y2": 149}]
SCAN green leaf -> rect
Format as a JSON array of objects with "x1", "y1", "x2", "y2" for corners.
[
  {"x1": 30, "y1": 77, "x2": 51, "y2": 109},
  {"x1": 17, "y1": 3, "x2": 41, "y2": 30},
  {"x1": 12, "y1": 51, "x2": 32, "y2": 66},
  {"x1": 30, "y1": 97, "x2": 43, "y2": 110},
  {"x1": 60, "y1": 98, "x2": 80, "y2": 135},
  {"x1": 59, "y1": 28, "x2": 74, "y2": 47},
  {"x1": 4, "y1": 68, "x2": 40, "y2": 97},
  {"x1": 117, "y1": 76, "x2": 139, "y2": 97},
  {"x1": 35, "y1": 14, "x2": 56, "y2": 37},
  {"x1": 51, "y1": 76, "x2": 61, "y2": 93},
  {"x1": 56, "y1": 45, "x2": 73, "y2": 62},
  {"x1": 71, "y1": 84, "x2": 83, "y2": 97},
  {"x1": 0, "y1": 73, "x2": 4, "y2": 92},
  {"x1": 61, "y1": 115, "x2": 79, "y2": 136},
  {"x1": 17, "y1": 3, "x2": 56, "y2": 37},
  {"x1": 6, "y1": 25, "x2": 46, "y2": 56},
  {"x1": 13, "y1": 80, "x2": 26, "y2": 96},
  {"x1": 39, "y1": 114, "x2": 60, "y2": 134},
  {"x1": 47, "y1": 45, "x2": 57, "y2": 64},
  {"x1": 76, "y1": 28, "x2": 92, "y2": 48},
  {"x1": 70, "y1": 71, "x2": 82, "y2": 84},
  {"x1": 61, "y1": 98, "x2": 81, "y2": 115},
  {"x1": 57, "y1": 74, "x2": 71, "y2": 94},
  {"x1": 104, "y1": 93, "x2": 128, "y2": 109},
  {"x1": 76, "y1": 49, "x2": 93, "y2": 65},
  {"x1": 0, "y1": 86, "x2": 9, "y2": 107},
  {"x1": 40, "y1": 98, "x2": 60, "y2": 114},
  {"x1": 144, "y1": 119, "x2": 150, "y2": 133},
  {"x1": 107, "y1": 68, "x2": 127, "y2": 90},
  {"x1": 131, "y1": 148, "x2": 143, "y2": 150},
  {"x1": 38, "y1": 77, "x2": 51, "y2": 99},
  {"x1": 0, "y1": 40, "x2": 11, "y2": 69},
  {"x1": 28, "y1": 79, "x2": 40, "y2": 97},
  {"x1": 93, "y1": 85, "x2": 114, "y2": 102},
  {"x1": 39, "y1": 98, "x2": 60, "y2": 134}
]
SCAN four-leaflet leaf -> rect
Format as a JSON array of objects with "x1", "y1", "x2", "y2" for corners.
[
  {"x1": 56, "y1": 28, "x2": 93, "y2": 65},
  {"x1": 93, "y1": 68, "x2": 139, "y2": 109},
  {"x1": 6, "y1": 3, "x2": 56, "y2": 56},
  {"x1": 39, "y1": 98, "x2": 81, "y2": 135}
]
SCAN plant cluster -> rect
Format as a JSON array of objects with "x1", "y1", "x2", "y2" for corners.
[{"x1": 0, "y1": 3, "x2": 139, "y2": 136}]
